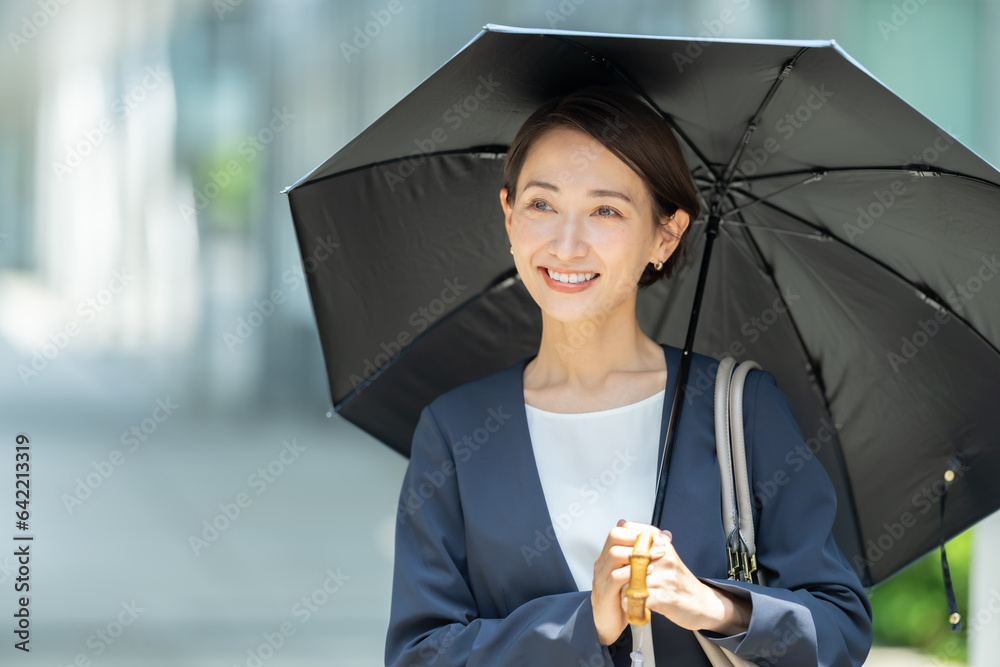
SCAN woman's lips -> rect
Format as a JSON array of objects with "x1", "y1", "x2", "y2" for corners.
[{"x1": 539, "y1": 267, "x2": 599, "y2": 292}]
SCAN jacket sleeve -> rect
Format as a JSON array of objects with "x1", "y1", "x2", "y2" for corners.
[
  {"x1": 384, "y1": 404, "x2": 614, "y2": 667},
  {"x1": 692, "y1": 370, "x2": 874, "y2": 666}
]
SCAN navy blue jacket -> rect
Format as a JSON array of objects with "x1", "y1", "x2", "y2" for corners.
[{"x1": 385, "y1": 343, "x2": 873, "y2": 666}]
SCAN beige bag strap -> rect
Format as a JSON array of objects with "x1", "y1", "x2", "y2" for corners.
[
  {"x1": 729, "y1": 360, "x2": 760, "y2": 564},
  {"x1": 697, "y1": 357, "x2": 764, "y2": 667},
  {"x1": 714, "y1": 357, "x2": 739, "y2": 554},
  {"x1": 714, "y1": 357, "x2": 762, "y2": 583}
]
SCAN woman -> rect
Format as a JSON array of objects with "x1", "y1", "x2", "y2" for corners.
[{"x1": 384, "y1": 86, "x2": 873, "y2": 666}]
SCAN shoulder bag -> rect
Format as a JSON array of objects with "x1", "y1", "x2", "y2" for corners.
[{"x1": 693, "y1": 356, "x2": 765, "y2": 667}]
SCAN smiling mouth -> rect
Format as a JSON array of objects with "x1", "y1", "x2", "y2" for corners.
[{"x1": 541, "y1": 267, "x2": 600, "y2": 285}]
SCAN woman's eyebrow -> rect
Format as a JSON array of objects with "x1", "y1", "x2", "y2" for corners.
[{"x1": 523, "y1": 179, "x2": 633, "y2": 203}]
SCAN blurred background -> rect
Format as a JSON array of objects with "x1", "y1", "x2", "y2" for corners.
[{"x1": 1, "y1": 0, "x2": 998, "y2": 664}]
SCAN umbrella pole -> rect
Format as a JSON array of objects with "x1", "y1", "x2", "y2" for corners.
[{"x1": 651, "y1": 209, "x2": 721, "y2": 527}]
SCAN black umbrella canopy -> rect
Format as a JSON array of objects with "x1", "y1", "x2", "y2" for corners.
[{"x1": 286, "y1": 24, "x2": 1000, "y2": 589}]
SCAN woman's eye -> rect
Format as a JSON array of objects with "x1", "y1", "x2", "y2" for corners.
[{"x1": 524, "y1": 200, "x2": 619, "y2": 217}]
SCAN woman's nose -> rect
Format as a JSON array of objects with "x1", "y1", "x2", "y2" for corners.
[{"x1": 549, "y1": 212, "x2": 588, "y2": 259}]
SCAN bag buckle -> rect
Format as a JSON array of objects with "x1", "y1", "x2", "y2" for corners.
[
  {"x1": 726, "y1": 547, "x2": 743, "y2": 580},
  {"x1": 741, "y1": 552, "x2": 759, "y2": 584},
  {"x1": 728, "y1": 548, "x2": 759, "y2": 583}
]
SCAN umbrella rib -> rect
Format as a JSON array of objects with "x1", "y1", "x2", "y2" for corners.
[
  {"x1": 735, "y1": 165, "x2": 1000, "y2": 191},
  {"x1": 694, "y1": 173, "x2": 832, "y2": 240},
  {"x1": 725, "y1": 188, "x2": 1000, "y2": 363},
  {"x1": 720, "y1": 48, "x2": 810, "y2": 187},
  {"x1": 721, "y1": 170, "x2": 826, "y2": 219},
  {"x1": 544, "y1": 34, "x2": 720, "y2": 183},
  {"x1": 713, "y1": 220, "x2": 833, "y2": 241},
  {"x1": 290, "y1": 145, "x2": 510, "y2": 189},
  {"x1": 720, "y1": 191, "x2": 872, "y2": 586}
]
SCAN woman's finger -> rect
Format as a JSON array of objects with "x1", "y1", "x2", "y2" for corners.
[
  {"x1": 619, "y1": 520, "x2": 672, "y2": 542},
  {"x1": 605, "y1": 526, "x2": 667, "y2": 551}
]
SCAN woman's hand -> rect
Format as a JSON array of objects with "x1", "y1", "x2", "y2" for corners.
[
  {"x1": 591, "y1": 520, "x2": 670, "y2": 644},
  {"x1": 594, "y1": 520, "x2": 753, "y2": 641}
]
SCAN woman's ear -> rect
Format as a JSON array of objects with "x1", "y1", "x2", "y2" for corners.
[
  {"x1": 654, "y1": 208, "x2": 690, "y2": 260},
  {"x1": 668, "y1": 208, "x2": 690, "y2": 241},
  {"x1": 500, "y1": 187, "x2": 512, "y2": 235}
]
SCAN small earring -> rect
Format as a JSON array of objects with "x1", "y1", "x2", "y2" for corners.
[
  {"x1": 510, "y1": 246, "x2": 514, "y2": 255},
  {"x1": 653, "y1": 260, "x2": 663, "y2": 271}
]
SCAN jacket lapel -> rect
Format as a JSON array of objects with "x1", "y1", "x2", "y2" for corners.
[{"x1": 503, "y1": 343, "x2": 683, "y2": 592}]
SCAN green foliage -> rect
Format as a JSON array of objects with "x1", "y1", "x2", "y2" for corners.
[
  {"x1": 191, "y1": 134, "x2": 260, "y2": 232},
  {"x1": 869, "y1": 527, "x2": 972, "y2": 663}
]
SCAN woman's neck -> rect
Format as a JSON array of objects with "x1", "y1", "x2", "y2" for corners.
[{"x1": 525, "y1": 316, "x2": 665, "y2": 393}]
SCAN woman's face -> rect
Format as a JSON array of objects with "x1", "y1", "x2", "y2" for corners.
[{"x1": 500, "y1": 125, "x2": 687, "y2": 324}]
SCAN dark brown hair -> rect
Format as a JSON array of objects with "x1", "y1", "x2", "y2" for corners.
[{"x1": 502, "y1": 86, "x2": 700, "y2": 288}]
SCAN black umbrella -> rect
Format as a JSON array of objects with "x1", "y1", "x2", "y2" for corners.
[{"x1": 284, "y1": 24, "x2": 1000, "y2": 612}]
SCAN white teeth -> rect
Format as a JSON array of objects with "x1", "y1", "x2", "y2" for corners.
[{"x1": 546, "y1": 268, "x2": 597, "y2": 284}]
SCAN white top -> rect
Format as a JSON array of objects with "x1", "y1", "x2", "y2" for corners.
[{"x1": 525, "y1": 388, "x2": 664, "y2": 666}]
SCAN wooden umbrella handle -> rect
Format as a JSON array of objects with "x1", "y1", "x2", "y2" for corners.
[{"x1": 625, "y1": 532, "x2": 655, "y2": 625}]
